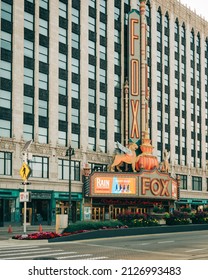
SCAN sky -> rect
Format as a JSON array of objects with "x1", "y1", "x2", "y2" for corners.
[{"x1": 179, "y1": 0, "x2": 208, "y2": 21}]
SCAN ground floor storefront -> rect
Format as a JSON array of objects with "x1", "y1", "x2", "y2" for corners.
[
  {"x1": 176, "y1": 198, "x2": 208, "y2": 211},
  {"x1": 83, "y1": 197, "x2": 172, "y2": 221},
  {"x1": 82, "y1": 170, "x2": 180, "y2": 221},
  {"x1": 0, "y1": 189, "x2": 83, "y2": 226}
]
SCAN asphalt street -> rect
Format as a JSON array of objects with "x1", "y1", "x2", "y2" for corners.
[{"x1": 0, "y1": 230, "x2": 207, "y2": 260}]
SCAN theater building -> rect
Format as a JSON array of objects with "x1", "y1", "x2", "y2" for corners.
[
  {"x1": 82, "y1": 169, "x2": 179, "y2": 220},
  {"x1": 0, "y1": 0, "x2": 208, "y2": 225}
]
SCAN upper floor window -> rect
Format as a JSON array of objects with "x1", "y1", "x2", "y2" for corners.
[
  {"x1": 58, "y1": 159, "x2": 80, "y2": 181},
  {"x1": 29, "y1": 156, "x2": 49, "y2": 178},
  {"x1": 178, "y1": 174, "x2": 187, "y2": 190},
  {"x1": 192, "y1": 176, "x2": 202, "y2": 191},
  {"x1": 0, "y1": 152, "x2": 12, "y2": 175}
]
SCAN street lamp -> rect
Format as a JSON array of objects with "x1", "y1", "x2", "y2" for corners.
[{"x1": 66, "y1": 145, "x2": 74, "y2": 225}]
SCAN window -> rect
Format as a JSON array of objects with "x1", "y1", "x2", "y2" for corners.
[
  {"x1": 0, "y1": 61, "x2": 11, "y2": 80},
  {"x1": 39, "y1": 45, "x2": 48, "y2": 63},
  {"x1": 192, "y1": 176, "x2": 202, "y2": 191},
  {"x1": 30, "y1": 156, "x2": 49, "y2": 178},
  {"x1": 24, "y1": 96, "x2": 33, "y2": 114},
  {"x1": 24, "y1": 12, "x2": 34, "y2": 30},
  {"x1": 89, "y1": 163, "x2": 107, "y2": 172},
  {"x1": 58, "y1": 159, "x2": 80, "y2": 181},
  {"x1": 0, "y1": 152, "x2": 12, "y2": 175},
  {"x1": 178, "y1": 174, "x2": 187, "y2": 190},
  {"x1": 1, "y1": 1, "x2": 12, "y2": 22},
  {"x1": 0, "y1": 119, "x2": 11, "y2": 138},
  {"x1": 23, "y1": 124, "x2": 33, "y2": 141},
  {"x1": 40, "y1": 0, "x2": 48, "y2": 10},
  {"x1": 39, "y1": 19, "x2": 48, "y2": 37},
  {"x1": 1, "y1": 32, "x2": 11, "y2": 51},
  {"x1": 59, "y1": 1, "x2": 67, "y2": 18},
  {"x1": 0, "y1": 90, "x2": 11, "y2": 109}
]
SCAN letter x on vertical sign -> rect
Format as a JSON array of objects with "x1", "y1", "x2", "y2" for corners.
[{"x1": 130, "y1": 100, "x2": 139, "y2": 138}]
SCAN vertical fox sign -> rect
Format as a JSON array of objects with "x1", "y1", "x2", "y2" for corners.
[{"x1": 129, "y1": 10, "x2": 140, "y2": 142}]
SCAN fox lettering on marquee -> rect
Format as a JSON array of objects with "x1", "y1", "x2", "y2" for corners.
[{"x1": 141, "y1": 177, "x2": 170, "y2": 197}]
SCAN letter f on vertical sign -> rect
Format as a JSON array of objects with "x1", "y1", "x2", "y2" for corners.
[{"x1": 130, "y1": 18, "x2": 139, "y2": 56}]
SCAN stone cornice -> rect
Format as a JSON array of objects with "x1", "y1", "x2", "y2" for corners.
[{"x1": 152, "y1": 0, "x2": 208, "y2": 35}]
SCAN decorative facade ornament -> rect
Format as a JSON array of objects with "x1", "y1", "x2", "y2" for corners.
[
  {"x1": 109, "y1": 141, "x2": 140, "y2": 172},
  {"x1": 160, "y1": 149, "x2": 170, "y2": 173}
]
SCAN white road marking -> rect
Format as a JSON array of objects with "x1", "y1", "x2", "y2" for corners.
[
  {"x1": 2, "y1": 251, "x2": 76, "y2": 260},
  {"x1": 57, "y1": 254, "x2": 92, "y2": 259},
  {"x1": 185, "y1": 248, "x2": 207, "y2": 253},
  {"x1": 84, "y1": 256, "x2": 108, "y2": 260},
  {"x1": 158, "y1": 241, "x2": 175, "y2": 244}
]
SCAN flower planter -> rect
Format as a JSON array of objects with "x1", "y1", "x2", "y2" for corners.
[{"x1": 150, "y1": 213, "x2": 166, "y2": 225}]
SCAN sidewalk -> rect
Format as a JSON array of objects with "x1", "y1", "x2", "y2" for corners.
[{"x1": 0, "y1": 224, "x2": 56, "y2": 240}]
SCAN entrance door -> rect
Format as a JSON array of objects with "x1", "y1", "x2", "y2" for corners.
[
  {"x1": 34, "y1": 200, "x2": 50, "y2": 224},
  {"x1": 112, "y1": 207, "x2": 126, "y2": 219},
  {"x1": 128, "y1": 207, "x2": 147, "y2": 214},
  {"x1": 92, "y1": 207, "x2": 105, "y2": 220}
]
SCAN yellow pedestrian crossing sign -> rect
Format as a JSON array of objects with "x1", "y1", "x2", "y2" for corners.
[{"x1": 19, "y1": 163, "x2": 31, "y2": 180}]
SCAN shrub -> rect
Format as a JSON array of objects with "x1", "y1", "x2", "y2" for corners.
[
  {"x1": 180, "y1": 207, "x2": 191, "y2": 213},
  {"x1": 152, "y1": 206, "x2": 166, "y2": 213},
  {"x1": 191, "y1": 211, "x2": 208, "y2": 224},
  {"x1": 165, "y1": 210, "x2": 191, "y2": 225},
  {"x1": 62, "y1": 220, "x2": 124, "y2": 233},
  {"x1": 116, "y1": 212, "x2": 159, "y2": 227},
  {"x1": 203, "y1": 207, "x2": 208, "y2": 212}
]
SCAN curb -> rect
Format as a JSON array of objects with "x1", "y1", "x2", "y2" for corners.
[{"x1": 48, "y1": 224, "x2": 208, "y2": 243}]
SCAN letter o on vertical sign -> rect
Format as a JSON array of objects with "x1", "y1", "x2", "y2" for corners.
[{"x1": 131, "y1": 59, "x2": 139, "y2": 96}]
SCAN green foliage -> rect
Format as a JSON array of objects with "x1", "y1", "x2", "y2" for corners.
[
  {"x1": 180, "y1": 207, "x2": 191, "y2": 213},
  {"x1": 165, "y1": 210, "x2": 191, "y2": 225},
  {"x1": 191, "y1": 211, "x2": 208, "y2": 224},
  {"x1": 203, "y1": 207, "x2": 208, "y2": 212},
  {"x1": 116, "y1": 212, "x2": 159, "y2": 227},
  {"x1": 152, "y1": 206, "x2": 166, "y2": 213},
  {"x1": 63, "y1": 220, "x2": 124, "y2": 233}
]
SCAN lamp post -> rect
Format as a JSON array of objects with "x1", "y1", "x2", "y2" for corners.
[{"x1": 66, "y1": 145, "x2": 74, "y2": 225}]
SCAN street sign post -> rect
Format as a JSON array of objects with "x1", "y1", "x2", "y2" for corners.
[
  {"x1": 20, "y1": 140, "x2": 33, "y2": 234},
  {"x1": 19, "y1": 163, "x2": 31, "y2": 181}
]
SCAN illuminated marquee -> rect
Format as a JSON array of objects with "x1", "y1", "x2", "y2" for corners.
[
  {"x1": 129, "y1": 10, "x2": 140, "y2": 141},
  {"x1": 138, "y1": 171, "x2": 178, "y2": 200},
  {"x1": 90, "y1": 171, "x2": 178, "y2": 200}
]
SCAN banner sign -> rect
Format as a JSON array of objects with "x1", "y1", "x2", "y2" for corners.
[{"x1": 92, "y1": 176, "x2": 137, "y2": 197}]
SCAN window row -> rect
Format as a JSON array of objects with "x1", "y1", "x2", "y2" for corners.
[{"x1": 0, "y1": 152, "x2": 81, "y2": 181}]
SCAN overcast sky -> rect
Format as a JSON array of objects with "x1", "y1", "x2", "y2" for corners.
[{"x1": 179, "y1": 0, "x2": 208, "y2": 21}]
